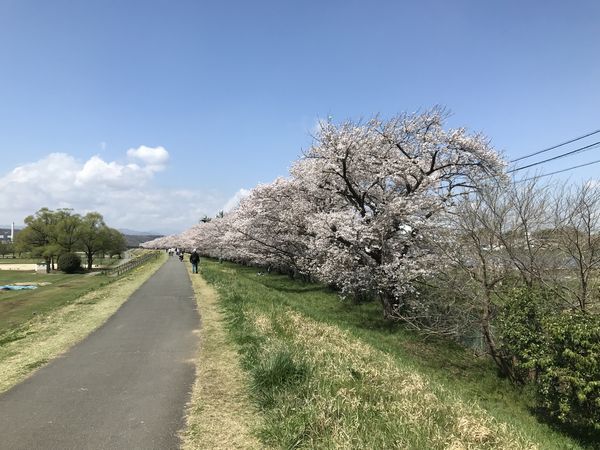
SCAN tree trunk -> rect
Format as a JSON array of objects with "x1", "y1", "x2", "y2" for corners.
[
  {"x1": 45, "y1": 256, "x2": 51, "y2": 274},
  {"x1": 579, "y1": 273, "x2": 588, "y2": 311},
  {"x1": 380, "y1": 293, "x2": 400, "y2": 320},
  {"x1": 481, "y1": 291, "x2": 516, "y2": 382},
  {"x1": 87, "y1": 253, "x2": 93, "y2": 270}
]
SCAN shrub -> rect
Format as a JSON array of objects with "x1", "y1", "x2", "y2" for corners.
[
  {"x1": 496, "y1": 288, "x2": 556, "y2": 383},
  {"x1": 537, "y1": 312, "x2": 600, "y2": 431},
  {"x1": 497, "y1": 290, "x2": 600, "y2": 432},
  {"x1": 57, "y1": 252, "x2": 82, "y2": 273}
]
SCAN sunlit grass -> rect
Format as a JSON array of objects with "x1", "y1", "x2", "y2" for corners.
[
  {"x1": 0, "y1": 271, "x2": 109, "y2": 333},
  {"x1": 182, "y1": 263, "x2": 263, "y2": 449},
  {"x1": 202, "y1": 259, "x2": 587, "y2": 449}
]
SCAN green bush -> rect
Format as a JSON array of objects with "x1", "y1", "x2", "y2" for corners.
[
  {"x1": 497, "y1": 289, "x2": 599, "y2": 432},
  {"x1": 496, "y1": 288, "x2": 556, "y2": 383},
  {"x1": 57, "y1": 252, "x2": 82, "y2": 273},
  {"x1": 537, "y1": 312, "x2": 600, "y2": 431}
]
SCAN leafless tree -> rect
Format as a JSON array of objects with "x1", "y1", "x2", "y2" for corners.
[{"x1": 553, "y1": 182, "x2": 600, "y2": 311}]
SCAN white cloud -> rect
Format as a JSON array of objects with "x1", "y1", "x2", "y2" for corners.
[
  {"x1": 126, "y1": 145, "x2": 169, "y2": 172},
  {"x1": 0, "y1": 149, "x2": 226, "y2": 233},
  {"x1": 74, "y1": 156, "x2": 150, "y2": 188},
  {"x1": 222, "y1": 188, "x2": 251, "y2": 213}
]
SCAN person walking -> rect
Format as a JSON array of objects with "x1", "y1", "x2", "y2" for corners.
[{"x1": 190, "y1": 249, "x2": 200, "y2": 274}]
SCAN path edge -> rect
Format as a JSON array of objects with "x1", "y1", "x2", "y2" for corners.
[{"x1": 181, "y1": 262, "x2": 263, "y2": 450}]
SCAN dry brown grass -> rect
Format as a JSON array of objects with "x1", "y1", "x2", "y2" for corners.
[
  {"x1": 251, "y1": 310, "x2": 539, "y2": 449},
  {"x1": 183, "y1": 265, "x2": 264, "y2": 450},
  {"x1": 0, "y1": 253, "x2": 167, "y2": 393}
]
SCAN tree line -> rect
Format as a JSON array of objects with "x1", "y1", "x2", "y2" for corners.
[
  {"x1": 15, "y1": 208, "x2": 127, "y2": 272},
  {"x1": 143, "y1": 109, "x2": 599, "y2": 433}
]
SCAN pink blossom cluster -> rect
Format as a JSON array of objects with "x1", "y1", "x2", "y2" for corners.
[{"x1": 143, "y1": 109, "x2": 505, "y2": 315}]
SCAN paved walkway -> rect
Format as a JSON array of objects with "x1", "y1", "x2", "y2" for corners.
[{"x1": 0, "y1": 257, "x2": 200, "y2": 450}]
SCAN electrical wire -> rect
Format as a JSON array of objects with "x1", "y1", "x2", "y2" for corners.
[
  {"x1": 514, "y1": 157, "x2": 600, "y2": 183},
  {"x1": 508, "y1": 141, "x2": 600, "y2": 173},
  {"x1": 510, "y1": 128, "x2": 600, "y2": 163}
]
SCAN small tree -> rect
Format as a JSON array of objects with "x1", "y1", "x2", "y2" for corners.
[
  {"x1": 105, "y1": 228, "x2": 127, "y2": 258},
  {"x1": 0, "y1": 242, "x2": 12, "y2": 258},
  {"x1": 436, "y1": 178, "x2": 558, "y2": 380},
  {"x1": 54, "y1": 209, "x2": 82, "y2": 253},
  {"x1": 553, "y1": 183, "x2": 600, "y2": 311},
  {"x1": 77, "y1": 212, "x2": 110, "y2": 270},
  {"x1": 15, "y1": 208, "x2": 57, "y2": 273}
]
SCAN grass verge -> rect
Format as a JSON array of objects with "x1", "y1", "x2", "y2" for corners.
[
  {"x1": 202, "y1": 259, "x2": 587, "y2": 449},
  {"x1": 0, "y1": 271, "x2": 112, "y2": 333},
  {"x1": 0, "y1": 252, "x2": 167, "y2": 393},
  {"x1": 182, "y1": 263, "x2": 263, "y2": 449}
]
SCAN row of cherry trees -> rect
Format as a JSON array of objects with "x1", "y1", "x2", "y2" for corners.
[
  {"x1": 143, "y1": 112, "x2": 600, "y2": 429},
  {"x1": 143, "y1": 109, "x2": 505, "y2": 318}
]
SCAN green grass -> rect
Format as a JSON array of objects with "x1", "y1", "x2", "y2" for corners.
[
  {"x1": 0, "y1": 250, "x2": 154, "y2": 333},
  {"x1": 0, "y1": 271, "x2": 113, "y2": 334},
  {"x1": 0, "y1": 254, "x2": 126, "y2": 267},
  {"x1": 90, "y1": 257, "x2": 121, "y2": 268},
  {"x1": 202, "y1": 259, "x2": 591, "y2": 449},
  {"x1": 0, "y1": 258, "x2": 39, "y2": 264},
  {"x1": 183, "y1": 264, "x2": 263, "y2": 449}
]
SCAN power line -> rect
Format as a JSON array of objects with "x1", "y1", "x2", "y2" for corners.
[
  {"x1": 510, "y1": 128, "x2": 600, "y2": 163},
  {"x1": 514, "y1": 157, "x2": 600, "y2": 183},
  {"x1": 508, "y1": 140, "x2": 600, "y2": 173}
]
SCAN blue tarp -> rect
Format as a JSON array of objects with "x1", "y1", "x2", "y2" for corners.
[{"x1": 0, "y1": 285, "x2": 38, "y2": 291}]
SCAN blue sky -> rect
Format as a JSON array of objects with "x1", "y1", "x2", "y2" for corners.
[{"x1": 1, "y1": 0, "x2": 599, "y2": 233}]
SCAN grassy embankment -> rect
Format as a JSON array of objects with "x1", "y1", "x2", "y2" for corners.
[
  {"x1": 183, "y1": 262, "x2": 264, "y2": 449},
  {"x1": 0, "y1": 251, "x2": 166, "y2": 393},
  {"x1": 199, "y1": 259, "x2": 588, "y2": 449}
]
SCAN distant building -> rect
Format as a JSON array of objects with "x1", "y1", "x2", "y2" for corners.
[{"x1": 0, "y1": 223, "x2": 18, "y2": 243}]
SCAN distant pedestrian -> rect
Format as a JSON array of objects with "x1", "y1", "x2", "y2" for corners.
[{"x1": 190, "y1": 249, "x2": 200, "y2": 274}]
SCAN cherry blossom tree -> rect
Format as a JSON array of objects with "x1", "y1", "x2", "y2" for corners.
[
  {"x1": 291, "y1": 109, "x2": 505, "y2": 318},
  {"x1": 223, "y1": 178, "x2": 317, "y2": 275},
  {"x1": 144, "y1": 108, "x2": 505, "y2": 321}
]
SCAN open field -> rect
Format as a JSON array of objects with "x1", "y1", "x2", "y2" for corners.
[
  {"x1": 0, "y1": 252, "x2": 167, "y2": 393},
  {"x1": 201, "y1": 259, "x2": 589, "y2": 449},
  {"x1": 0, "y1": 271, "x2": 109, "y2": 334},
  {"x1": 0, "y1": 255, "x2": 127, "y2": 269}
]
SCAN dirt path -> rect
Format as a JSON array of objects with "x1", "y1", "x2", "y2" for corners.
[{"x1": 0, "y1": 257, "x2": 199, "y2": 449}]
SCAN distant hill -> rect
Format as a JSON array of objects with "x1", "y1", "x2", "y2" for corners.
[
  {"x1": 118, "y1": 228, "x2": 162, "y2": 236},
  {"x1": 122, "y1": 233, "x2": 163, "y2": 248}
]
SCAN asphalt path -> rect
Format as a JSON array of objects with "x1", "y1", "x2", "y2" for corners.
[{"x1": 0, "y1": 256, "x2": 200, "y2": 450}]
